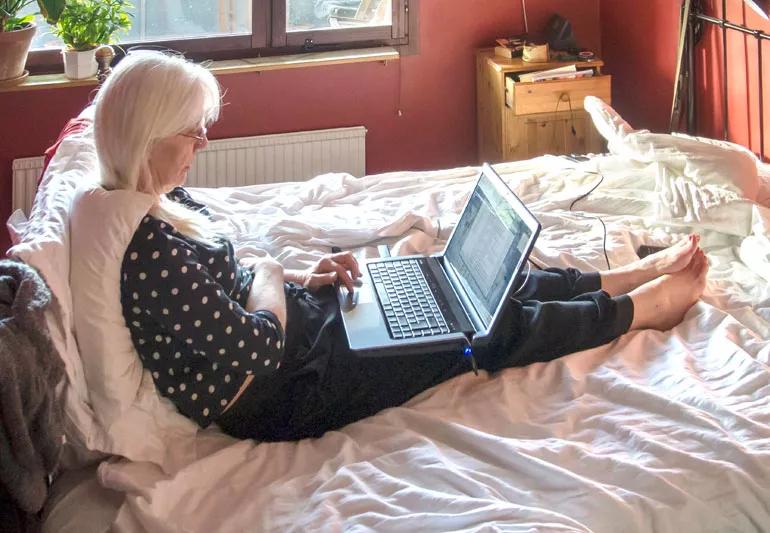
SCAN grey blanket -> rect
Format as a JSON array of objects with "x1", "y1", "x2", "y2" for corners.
[{"x1": 0, "y1": 260, "x2": 64, "y2": 514}]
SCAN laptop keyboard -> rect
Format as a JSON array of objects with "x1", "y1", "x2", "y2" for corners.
[{"x1": 368, "y1": 260, "x2": 451, "y2": 339}]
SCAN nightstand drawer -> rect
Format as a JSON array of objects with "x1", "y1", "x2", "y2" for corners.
[{"x1": 511, "y1": 75, "x2": 611, "y2": 115}]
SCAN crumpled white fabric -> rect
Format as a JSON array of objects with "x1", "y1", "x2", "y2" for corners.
[
  {"x1": 30, "y1": 104, "x2": 770, "y2": 531},
  {"x1": 584, "y1": 96, "x2": 760, "y2": 234},
  {"x1": 44, "y1": 154, "x2": 767, "y2": 533}
]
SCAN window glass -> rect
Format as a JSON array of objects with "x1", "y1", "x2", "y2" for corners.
[
  {"x1": 126, "y1": 0, "x2": 251, "y2": 41},
  {"x1": 24, "y1": 0, "x2": 251, "y2": 50},
  {"x1": 287, "y1": 0, "x2": 392, "y2": 32},
  {"x1": 19, "y1": 5, "x2": 59, "y2": 50}
]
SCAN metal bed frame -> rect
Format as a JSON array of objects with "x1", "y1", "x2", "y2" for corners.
[{"x1": 681, "y1": 0, "x2": 770, "y2": 160}]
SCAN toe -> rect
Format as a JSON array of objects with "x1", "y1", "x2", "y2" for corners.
[
  {"x1": 685, "y1": 252, "x2": 700, "y2": 273},
  {"x1": 686, "y1": 235, "x2": 699, "y2": 253},
  {"x1": 700, "y1": 251, "x2": 710, "y2": 273},
  {"x1": 694, "y1": 251, "x2": 708, "y2": 274},
  {"x1": 674, "y1": 236, "x2": 697, "y2": 260}
]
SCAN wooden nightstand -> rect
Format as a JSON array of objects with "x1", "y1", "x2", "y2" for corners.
[{"x1": 475, "y1": 48, "x2": 611, "y2": 163}]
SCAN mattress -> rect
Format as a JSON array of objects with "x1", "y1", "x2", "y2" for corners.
[{"x1": 42, "y1": 152, "x2": 770, "y2": 532}]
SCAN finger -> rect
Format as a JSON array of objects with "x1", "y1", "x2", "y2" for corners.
[
  {"x1": 332, "y1": 251, "x2": 362, "y2": 278},
  {"x1": 331, "y1": 260, "x2": 355, "y2": 292},
  {"x1": 308, "y1": 271, "x2": 337, "y2": 289},
  {"x1": 316, "y1": 256, "x2": 336, "y2": 274}
]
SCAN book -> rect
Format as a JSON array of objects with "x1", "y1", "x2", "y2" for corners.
[{"x1": 517, "y1": 65, "x2": 594, "y2": 83}]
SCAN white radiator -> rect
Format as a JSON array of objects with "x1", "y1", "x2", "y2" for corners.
[
  {"x1": 187, "y1": 126, "x2": 367, "y2": 188},
  {"x1": 11, "y1": 126, "x2": 367, "y2": 216},
  {"x1": 12, "y1": 156, "x2": 45, "y2": 218}
]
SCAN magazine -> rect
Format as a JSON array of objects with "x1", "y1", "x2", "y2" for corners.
[{"x1": 517, "y1": 65, "x2": 594, "y2": 83}]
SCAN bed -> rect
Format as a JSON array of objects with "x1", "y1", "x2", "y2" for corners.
[{"x1": 8, "y1": 96, "x2": 770, "y2": 532}]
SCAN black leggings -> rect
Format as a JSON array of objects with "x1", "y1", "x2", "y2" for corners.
[{"x1": 217, "y1": 268, "x2": 634, "y2": 441}]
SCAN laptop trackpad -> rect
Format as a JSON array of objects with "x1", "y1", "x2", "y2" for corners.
[
  {"x1": 341, "y1": 284, "x2": 374, "y2": 307},
  {"x1": 338, "y1": 279, "x2": 393, "y2": 349}
]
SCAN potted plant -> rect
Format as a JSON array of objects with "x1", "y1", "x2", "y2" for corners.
[
  {"x1": 52, "y1": 0, "x2": 131, "y2": 80},
  {"x1": 0, "y1": 0, "x2": 65, "y2": 85}
]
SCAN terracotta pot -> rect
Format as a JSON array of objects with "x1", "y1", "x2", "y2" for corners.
[{"x1": 0, "y1": 23, "x2": 36, "y2": 84}]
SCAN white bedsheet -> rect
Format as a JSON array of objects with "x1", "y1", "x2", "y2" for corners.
[{"x1": 52, "y1": 155, "x2": 770, "y2": 532}]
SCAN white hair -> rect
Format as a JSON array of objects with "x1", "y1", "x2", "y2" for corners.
[{"x1": 93, "y1": 50, "x2": 223, "y2": 242}]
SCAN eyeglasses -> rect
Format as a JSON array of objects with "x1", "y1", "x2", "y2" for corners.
[{"x1": 180, "y1": 126, "x2": 208, "y2": 147}]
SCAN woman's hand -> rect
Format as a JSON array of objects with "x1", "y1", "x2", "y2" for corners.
[{"x1": 286, "y1": 251, "x2": 362, "y2": 292}]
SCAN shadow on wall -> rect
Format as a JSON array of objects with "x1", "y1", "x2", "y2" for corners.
[
  {"x1": 695, "y1": 0, "x2": 770, "y2": 158},
  {"x1": 599, "y1": 0, "x2": 680, "y2": 133}
]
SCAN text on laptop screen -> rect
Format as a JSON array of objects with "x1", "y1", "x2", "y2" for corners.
[{"x1": 444, "y1": 173, "x2": 533, "y2": 325}]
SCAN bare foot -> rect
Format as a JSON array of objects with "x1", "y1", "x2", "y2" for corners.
[
  {"x1": 600, "y1": 234, "x2": 700, "y2": 296},
  {"x1": 627, "y1": 249, "x2": 708, "y2": 331},
  {"x1": 641, "y1": 234, "x2": 701, "y2": 276}
]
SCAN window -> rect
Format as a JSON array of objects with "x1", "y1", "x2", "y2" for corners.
[{"x1": 26, "y1": 0, "x2": 410, "y2": 73}]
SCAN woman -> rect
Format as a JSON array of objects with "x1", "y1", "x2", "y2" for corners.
[{"x1": 96, "y1": 51, "x2": 708, "y2": 441}]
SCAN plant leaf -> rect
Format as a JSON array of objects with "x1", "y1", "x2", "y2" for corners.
[
  {"x1": 5, "y1": 13, "x2": 35, "y2": 31},
  {"x1": 53, "y1": 0, "x2": 133, "y2": 49},
  {"x1": 37, "y1": 0, "x2": 65, "y2": 24}
]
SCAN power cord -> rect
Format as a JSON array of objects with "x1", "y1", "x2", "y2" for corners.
[
  {"x1": 551, "y1": 93, "x2": 578, "y2": 148},
  {"x1": 565, "y1": 93, "x2": 577, "y2": 137},
  {"x1": 510, "y1": 260, "x2": 533, "y2": 296},
  {"x1": 563, "y1": 165, "x2": 610, "y2": 270},
  {"x1": 523, "y1": 163, "x2": 610, "y2": 274},
  {"x1": 528, "y1": 257, "x2": 545, "y2": 270}
]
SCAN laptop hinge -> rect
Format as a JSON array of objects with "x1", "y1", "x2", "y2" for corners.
[{"x1": 434, "y1": 256, "x2": 486, "y2": 335}]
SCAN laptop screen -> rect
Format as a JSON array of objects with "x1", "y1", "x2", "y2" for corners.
[{"x1": 444, "y1": 170, "x2": 536, "y2": 327}]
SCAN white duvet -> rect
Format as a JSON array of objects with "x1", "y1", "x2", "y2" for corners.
[{"x1": 43, "y1": 152, "x2": 770, "y2": 532}]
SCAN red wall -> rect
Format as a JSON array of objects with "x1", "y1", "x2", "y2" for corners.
[
  {"x1": 0, "y1": 0, "x2": 600, "y2": 254},
  {"x1": 601, "y1": 0, "x2": 770, "y2": 157},
  {"x1": 694, "y1": 0, "x2": 770, "y2": 155},
  {"x1": 600, "y1": 0, "x2": 681, "y2": 132}
]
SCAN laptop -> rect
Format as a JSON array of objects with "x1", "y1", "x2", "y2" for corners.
[{"x1": 337, "y1": 163, "x2": 541, "y2": 358}]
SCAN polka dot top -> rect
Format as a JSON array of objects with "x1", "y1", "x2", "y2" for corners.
[{"x1": 120, "y1": 188, "x2": 284, "y2": 428}]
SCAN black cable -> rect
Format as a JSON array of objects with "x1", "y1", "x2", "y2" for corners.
[
  {"x1": 566, "y1": 93, "x2": 577, "y2": 136},
  {"x1": 566, "y1": 167, "x2": 611, "y2": 270},
  {"x1": 567, "y1": 170, "x2": 603, "y2": 210},
  {"x1": 594, "y1": 214, "x2": 611, "y2": 271}
]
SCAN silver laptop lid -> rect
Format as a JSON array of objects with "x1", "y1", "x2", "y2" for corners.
[{"x1": 443, "y1": 163, "x2": 540, "y2": 337}]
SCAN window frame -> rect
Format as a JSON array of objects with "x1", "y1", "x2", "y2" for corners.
[{"x1": 27, "y1": 0, "x2": 410, "y2": 74}]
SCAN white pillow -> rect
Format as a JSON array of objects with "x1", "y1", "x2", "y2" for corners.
[
  {"x1": 6, "y1": 209, "x2": 28, "y2": 246},
  {"x1": 10, "y1": 112, "x2": 200, "y2": 473},
  {"x1": 584, "y1": 96, "x2": 760, "y2": 234},
  {"x1": 7, "y1": 114, "x2": 107, "y2": 466},
  {"x1": 69, "y1": 187, "x2": 154, "y2": 417},
  {"x1": 69, "y1": 185, "x2": 200, "y2": 472}
]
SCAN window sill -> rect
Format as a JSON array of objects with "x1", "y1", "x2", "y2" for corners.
[{"x1": 0, "y1": 46, "x2": 400, "y2": 93}]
